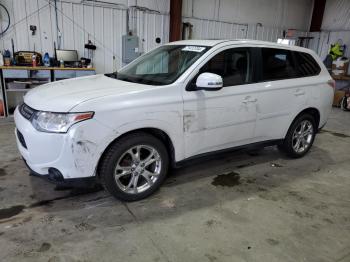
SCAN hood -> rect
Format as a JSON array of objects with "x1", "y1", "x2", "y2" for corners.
[{"x1": 24, "y1": 74, "x2": 153, "y2": 112}]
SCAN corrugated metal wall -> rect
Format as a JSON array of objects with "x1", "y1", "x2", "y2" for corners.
[
  {"x1": 182, "y1": 0, "x2": 313, "y2": 31},
  {"x1": 1, "y1": 0, "x2": 337, "y2": 74},
  {"x1": 0, "y1": 0, "x2": 169, "y2": 73},
  {"x1": 131, "y1": 9, "x2": 169, "y2": 54},
  {"x1": 183, "y1": 17, "x2": 308, "y2": 44}
]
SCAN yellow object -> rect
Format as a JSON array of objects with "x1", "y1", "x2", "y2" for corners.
[{"x1": 329, "y1": 43, "x2": 344, "y2": 60}]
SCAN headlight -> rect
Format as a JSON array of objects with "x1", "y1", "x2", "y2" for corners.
[{"x1": 31, "y1": 111, "x2": 94, "y2": 133}]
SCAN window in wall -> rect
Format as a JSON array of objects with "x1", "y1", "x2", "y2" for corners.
[
  {"x1": 261, "y1": 48, "x2": 298, "y2": 81},
  {"x1": 200, "y1": 48, "x2": 252, "y2": 87}
]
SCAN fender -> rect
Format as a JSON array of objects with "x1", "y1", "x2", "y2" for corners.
[{"x1": 95, "y1": 118, "x2": 185, "y2": 163}]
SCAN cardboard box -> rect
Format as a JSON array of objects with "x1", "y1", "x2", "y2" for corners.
[
  {"x1": 333, "y1": 90, "x2": 346, "y2": 107},
  {"x1": 332, "y1": 60, "x2": 349, "y2": 76}
]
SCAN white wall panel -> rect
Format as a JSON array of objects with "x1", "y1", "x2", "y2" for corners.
[
  {"x1": 182, "y1": 0, "x2": 313, "y2": 31},
  {"x1": 322, "y1": 0, "x2": 350, "y2": 31},
  {"x1": 13, "y1": 0, "x2": 29, "y2": 51},
  {"x1": 25, "y1": 0, "x2": 42, "y2": 52},
  {"x1": 0, "y1": 0, "x2": 16, "y2": 53},
  {"x1": 183, "y1": 17, "x2": 308, "y2": 44},
  {"x1": 38, "y1": 0, "x2": 54, "y2": 55},
  {"x1": 0, "y1": 0, "x2": 169, "y2": 73},
  {"x1": 134, "y1": 10, "x2": 169, "y2": 53},
  {"x1": 62, "y1": 2, "x2": 75, "y2": 50},
  {"x1": 182, "y1": 17, "x2": 248, "y2": 40}
]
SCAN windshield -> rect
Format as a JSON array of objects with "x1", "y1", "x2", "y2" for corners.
[{"x1": 113, "y1": 45, "x2": 210, "y2": 85}]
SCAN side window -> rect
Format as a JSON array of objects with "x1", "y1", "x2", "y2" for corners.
[
  {"x1": 199, "y1": 48, "x2": 252, "y2": 87},
  {"x1": 261, "y1": 48, "x2": 298, "y2": 81},
  {"x1": 293, "y1": 51, "x2": 321, "y2": 77}
]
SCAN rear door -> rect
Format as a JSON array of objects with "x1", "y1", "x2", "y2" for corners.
[{"x1": 253, "y1": 47, "x2": 308, "y2": 142}]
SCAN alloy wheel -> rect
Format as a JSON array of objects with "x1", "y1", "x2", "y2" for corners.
[
  {"x1": 114, "y1": 145, "x2": 162, "y2": 194},
  {"x1": 292, "y1": 120, "x2": 314, "y2": 154}
]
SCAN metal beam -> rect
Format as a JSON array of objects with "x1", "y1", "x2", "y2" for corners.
[
  {"x1": 310, "y1": 0, "x2": 326, "y2": 32},
  {"x1": 169, "y1": 0, "x2": 182, "y2": 42}
]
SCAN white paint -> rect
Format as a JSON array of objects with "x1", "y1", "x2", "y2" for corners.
[{"x1": 14, "y1": 40, "x2": 333, "y2": 180}]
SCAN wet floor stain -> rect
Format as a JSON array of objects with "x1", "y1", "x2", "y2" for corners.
[
  {"x1": 30, "y1": 186, "x2": 103, "y2": 208},
  {"x1": 0, "y1": 186, "x2": 103, "y2": 221},
  {"x1": 212, "y1": 172, "x2": 241, "y2": 187},
  {"x1": 0, "y1": 168, "x2": 7, "y2": 177},
  {"x1": 37, "y1": 242, "x2": 51, "y2": 252},
  {"x1": 271, "y1": 163, "x2": 283, "y2": 168},
  {"x1": 236, "y1": 162, "x2": 256, "y2": 169},
  {"x1": 54, "y1": 185, "x2": 74, "y2": 191},
  {"x1": 320, "y1": 130, "x2": 350, "y2": 138},
  {"x1": 266, "y1": 238, "x2": 279, "y2": 246},
  {"x1": 0, "y1": 205, "x2": 26, "y2": 220}
]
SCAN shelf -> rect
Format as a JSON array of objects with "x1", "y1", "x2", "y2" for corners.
[
  {"x1": 0, "y1": 66, "x2": 96, "y2": 71},
  {"x1": 6, "y1": 89, "x2": 31, "y2": 92}
]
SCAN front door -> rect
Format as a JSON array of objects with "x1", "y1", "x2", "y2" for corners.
[{"x1": 182, "y1": 47, "x2": 258, "y2": 157}]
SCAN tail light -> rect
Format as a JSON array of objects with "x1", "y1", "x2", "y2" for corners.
[{"x1": 327, "y1": 79, "x2": 336, "y2": 90}]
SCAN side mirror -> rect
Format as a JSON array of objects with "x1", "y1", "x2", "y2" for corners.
[{"x1": 196, "y1": 72, "x2": 223, "y2": 91}]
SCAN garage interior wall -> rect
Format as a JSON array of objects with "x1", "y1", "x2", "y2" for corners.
[
  {"x1": 0, "y1": 0, "x2": 169, "y2": 73},
  {"x1": 182, "y1": 0, "x2": 313, "y2": 41},
  {"x1": 318, "y1": 0, "x2": 350, "y2": 60},
  {"x1": 1, "y1": 0, "x2": 349, "y2": 74}
]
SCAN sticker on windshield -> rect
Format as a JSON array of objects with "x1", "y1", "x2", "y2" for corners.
[{"x1": 182, "y1": 46, "x2": 206, "y2": 52}]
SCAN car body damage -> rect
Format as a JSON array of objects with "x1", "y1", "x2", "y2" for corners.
[{"x1": 13, "y1": 39, "x2": 333, "y2": 186}]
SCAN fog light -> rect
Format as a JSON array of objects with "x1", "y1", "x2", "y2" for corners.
[{"x1": 48, "y1": 168, "x2": 64, "y2": 182}]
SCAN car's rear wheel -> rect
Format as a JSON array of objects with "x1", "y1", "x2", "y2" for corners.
[
  {"x1": 278, "y1": 114, "x2": 317, "y2": 158},
  {"x1": 99, "y1": 132, "x2": 169, "y2": 201}
]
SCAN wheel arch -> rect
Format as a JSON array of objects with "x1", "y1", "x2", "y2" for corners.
[
  {"x1": 96, "y1": 127, "x2": 176, "y2": 178},
  {"x1": 294, "y1": 107, "x2": 320, "y2": 128},
  {"x1": 284, "y1": 107, "x2": 321, "y2": 138}
]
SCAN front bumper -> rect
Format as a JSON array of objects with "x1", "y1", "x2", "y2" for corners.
[
  {"x1": 23, "y1": 158, "x2": 98, "y2": 187},
  {"x1": 14, "y1": 107, "x2": 114, "y2": 180}
]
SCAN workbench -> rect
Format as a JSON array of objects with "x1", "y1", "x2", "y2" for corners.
[{"x1": 0, "y1": 66, "x2": 96, "y2": 118}]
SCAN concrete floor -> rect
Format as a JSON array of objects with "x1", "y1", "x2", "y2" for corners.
[{"x1": 0, "y1": 108, "x2": 349, "y2": 262}]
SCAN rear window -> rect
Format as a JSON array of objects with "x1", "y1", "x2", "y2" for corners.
[
  {"x1": 293, "y1": 51, "x2": 321, "y2": 77},
  {"x1": 261, "y1": 48, "x2": 298, "y2": 81}
]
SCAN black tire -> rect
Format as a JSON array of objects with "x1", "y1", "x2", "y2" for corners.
[
  {"x1": 278, "y1": 113, "x2": 317, "y2": 158},
  {"x1": 341, "y1": 97, "x2": 349, "y2": 111},
  {"x1": 98, "y1": 132, "x2": 169, "y2": 201}
]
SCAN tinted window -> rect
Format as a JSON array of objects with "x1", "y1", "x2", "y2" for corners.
[
  {"x1": 293, "y1": 51, "x2": 321, "y2": 77},
  {"x1": 200, "y1": 48, "x2": 252, "y2": 87},
  {"x1": 261, "y1": 48, "x2": 298, "y2": 81}
]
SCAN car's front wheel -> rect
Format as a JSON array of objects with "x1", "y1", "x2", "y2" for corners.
[
  {"x1": 278, "y1": 114, "x2": 317, "y2": 158},
  {"x1": 99, "y1": 132, "x2": 169, "y2": 201}
]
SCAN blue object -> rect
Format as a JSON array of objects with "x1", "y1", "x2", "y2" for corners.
[{"x1": 43, "y1": 52, "x2": 50, "y2": 67}]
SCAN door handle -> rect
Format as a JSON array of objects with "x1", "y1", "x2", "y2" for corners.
[
  {"x1": 243, "y1": 97, "x2": 257, "y2": 104},
  {"x1": 294, "y1": 90, "x2": 305, "y2": 96}
]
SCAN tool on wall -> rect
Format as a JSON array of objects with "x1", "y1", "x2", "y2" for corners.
[
  {"x1": 84, "y1": 40, "x2": 96, "y2": 68},
  {"x1": 30, "y1": 25, "x2": 37, "y2": 36},
  {"x1": 0, "y1": 3, "x2": 10, "y2": 37}
]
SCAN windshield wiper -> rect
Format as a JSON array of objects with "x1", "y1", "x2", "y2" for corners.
[{"x1": 105, "y1": 72, "x2": 117, "y2": 79}]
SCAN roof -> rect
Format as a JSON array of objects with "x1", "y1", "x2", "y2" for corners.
[{"x1": 166, "y1": 39, "x2": 312, "y2": 53}]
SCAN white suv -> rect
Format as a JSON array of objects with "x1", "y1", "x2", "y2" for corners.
[{"x1": 14, "y1": 40, "x2": 334, "y2": 201}]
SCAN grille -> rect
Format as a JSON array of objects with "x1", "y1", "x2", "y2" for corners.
[
  {"x1": 16, "y1": 129, "x2": 27, "y2": 149},
  {"x1": 19, "y1": 103, "x2": 36, "y2": 120}
]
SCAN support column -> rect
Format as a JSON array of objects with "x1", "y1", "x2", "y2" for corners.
[
  {"x1": 310, "y1": 0, "x2": 326, "y2": 32},
  {"x1": 169, "y1": 0, "x2": 183, "y2": 42}
]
